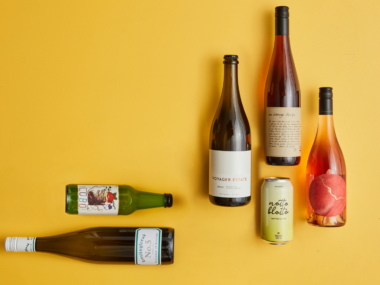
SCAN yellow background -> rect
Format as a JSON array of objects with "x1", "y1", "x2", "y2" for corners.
[{"x1": 0, "y1": 0, "x2": 379, "y2": 284}]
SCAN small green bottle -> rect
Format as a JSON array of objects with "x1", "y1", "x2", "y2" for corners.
[{"x1": 66, "y1": 185, "x2": 173, "y2": 215}]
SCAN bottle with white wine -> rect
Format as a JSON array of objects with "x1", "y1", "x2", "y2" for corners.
[
  {"x1": 5, "y1": 227, "x2": 174, "y2": 265},
  {"x1": 66, "y1": 184, "x2": 173, "y2": 215},
  {"x1": 209, "y1": 55, "x2": 251, "y2": 207}
]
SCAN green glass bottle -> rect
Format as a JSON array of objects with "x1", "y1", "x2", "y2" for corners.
[
  {"x1": 66, "y1": 184, "x2": 173, "y2": 215},
  {"x1": 5, "y1": 227, "x2": 174, "y2": 265}
]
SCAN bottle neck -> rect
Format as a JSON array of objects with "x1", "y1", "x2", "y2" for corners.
[
  {"x1": 5, "y1": 237, "x2": 36, "y2": 252},
  {"x1": 273, "y1": 35, "x2": 291, "y2": 54},
  {"x1": 222, "y1": 63, "x2": 240, "y2": 104},
  {"x1": 316, "y1": 115, "x2": 336, "y2": 142},
  {"x1": 320, "y1": 97, "x2": 333, "y2": 115},
  {"x1": 136, "y1": 191, "x2": 172, "y2": 210},
  {"x1": 276, "y1": 17, "x2": 289, "y2": 35}
]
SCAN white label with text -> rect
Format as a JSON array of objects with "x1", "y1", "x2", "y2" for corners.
[
  {"x1": 209, "y1": 150, "x2": 251, "y2": 198},
  {"x1": 135, "y1": 228, "x2": 162, "y2": 265}
]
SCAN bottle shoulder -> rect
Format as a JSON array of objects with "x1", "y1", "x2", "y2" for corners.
[
  {"x1": 265, "y1": 39, "x2": 300, "y2": 107},
  {"x1": 307, "y1": 136, "x2": 346, "y2": 175}
]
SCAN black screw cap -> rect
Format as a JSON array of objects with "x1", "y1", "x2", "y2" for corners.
[
  {"x1": 319, "y1": 87, "x2": 333, "y2": 99},
  {"x1": 275, "y1": 6, "x2": 289, "y2": 18},
  {"x1": 164, "y1": 194, "x2": 173, "y2": 208}
]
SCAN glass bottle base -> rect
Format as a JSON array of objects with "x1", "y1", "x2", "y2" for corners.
[
  {"x1": 307, "y1": 213, "x2": 346, "y2": 227},
  {"x1": 209, "y1": 195, "x2": 250, "y2": 207},
  {"x1": 266, "y1": 156, "x2": 300, "y2": 166}
]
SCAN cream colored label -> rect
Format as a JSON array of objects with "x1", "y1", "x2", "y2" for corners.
[
  {"x1": 266, "y1": 107, "x2": 301, "y2": 157},
  {"x1": 209, "y1": 150, "x2": 251, "y2": 198}
]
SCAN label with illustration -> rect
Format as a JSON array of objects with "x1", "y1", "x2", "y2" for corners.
[
  {"x1": 209, "y1": 150, "x2": 251, "y2": 198},
  {"x1": 308, "y1": 174, "x2": 346, "y2": 217},
  {"x1": 261, "y1": 182, "x2": 293, "y2": 242},
  {"x1": 135, "y1": 228, "x2": 162, "y2": 265},
  {"x1": 77, "y1": 185, "x2": 119, "y2": 215},
  {"x1": 266, "y1": 107, "x2": 301, "y2": 157}
]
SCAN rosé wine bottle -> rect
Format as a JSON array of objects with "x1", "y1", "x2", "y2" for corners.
[{"x1": 306, "y1": 88, "x2": 346, "y2": 227}]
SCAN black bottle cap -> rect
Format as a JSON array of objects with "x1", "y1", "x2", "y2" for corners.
[
  {"x1": 275, "y1": 6, "x2": 289, "y2": 18},
  {"x1": 319, "y1": 87, "x2": 333, "y2": 99},
  {"x1": 319, "y1": 87, "x2": 333, "y2": 115},
  {"x1": 164, "y1": 194, "x2": 173, "y2": 208},
  {"x1": 223, "y1": 55, "x2": 238, "y2": 64},
  {"x1": 224, "y1": 55, "x2": 238, "y2": 60}
]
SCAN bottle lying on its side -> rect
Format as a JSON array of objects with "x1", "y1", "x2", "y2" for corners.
[
  {"x1": 5, "y1": 227, "x2": 174, "y2": 265},
  {"x1": 66, "y1": 184, "x2": 173, "y2": 215}
]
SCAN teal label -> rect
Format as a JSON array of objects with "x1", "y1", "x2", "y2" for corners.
[{"x1": 135, "y1": 228, "x2": 162, "y2": 265}]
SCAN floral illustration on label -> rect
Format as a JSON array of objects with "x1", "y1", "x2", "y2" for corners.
[
  {"x1": 309, "y1": 174, "x2": 346, "y2": 217},
  {"x1": 78, "y1": 185, "x2": 118, "y2": 214}
]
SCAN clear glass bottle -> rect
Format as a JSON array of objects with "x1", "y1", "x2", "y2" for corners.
[
  {"x1": 265, "y1": 6, "x2": 301, "y2": 166},
  {"x1": 306, "y1": 87, "x2": 346, "y2": 227}
]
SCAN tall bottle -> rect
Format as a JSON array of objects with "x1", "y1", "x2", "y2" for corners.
[
  {"x1": 209, "y1": 55, "x2": 251, "y2": 207},
  {"x1": 5, "y1": 227, "x2": 174, "y2": 265},
  {"x1": 306, "y1": 88, "x2": 346, "y2": 227},
  {"x1": 265, "y1": 6, "x2": 301, "y2": 166},
  {"x1": 66, "y1": 184, "x2": 173, "y2": 215}
]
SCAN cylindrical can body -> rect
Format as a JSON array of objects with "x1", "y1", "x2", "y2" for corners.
[{"x1": 261, "y1": 177, "x2": 293, "y2": 245}]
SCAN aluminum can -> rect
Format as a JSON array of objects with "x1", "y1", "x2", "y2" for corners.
[{"x1": 261, "y1": 177, "x2": 293, "y2": 245}]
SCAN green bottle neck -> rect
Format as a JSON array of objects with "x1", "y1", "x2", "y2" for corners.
[{"x1": 135, "y1": 191, "x2": 167, "y2": 210}]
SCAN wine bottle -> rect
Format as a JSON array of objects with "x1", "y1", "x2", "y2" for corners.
[
  {"x1": 265, "y1": 6, "x2": 301, "y2": 166},
  {"x1": 66, "y1": 185, "x2": 173, "y2": 215},
  {"x1": 5, "y1": 227, "x2": 174, "y2": 265},
  {"x1": 209, "y1": 55, "x2": 251, "y2": 207},
  {"x1": 306, "y1": 87, "x2": 346, "y2": 227}
]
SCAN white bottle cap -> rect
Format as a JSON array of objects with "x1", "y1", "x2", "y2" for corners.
[{"x1": 5, "y1": 237, "x2": 36, "y2": 252}]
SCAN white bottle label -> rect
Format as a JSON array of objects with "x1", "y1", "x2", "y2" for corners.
[
  {"x1": 135, "y1": 228, "x2": 162, "y2": 265},
  {"x1": 266, "y1": 107, "x2": 301, "y2": 157},
  {"x1": 209, "y1": 150, "x2": 251, "y2": 198},
  {"x1": 77, "y1": 185, "x2": 119, "y2": 215},
  {"x1": 5, "y1": 237, "x2": 36, "y2": 252}
]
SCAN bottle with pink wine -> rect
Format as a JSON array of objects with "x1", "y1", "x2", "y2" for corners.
[
  {"x1": 265, "y1": 6, "x2": 301, "y2": 166},
  {"x1": 306, "y1": 87, "x2": 346, "y2": 227}
]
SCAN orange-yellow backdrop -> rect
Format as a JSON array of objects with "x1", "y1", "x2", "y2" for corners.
[{"x1": 0, "y1": 0, "x2": 379, "y2": 284}]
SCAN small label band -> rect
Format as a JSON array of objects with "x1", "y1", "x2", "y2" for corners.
[
  {"x1": 78, "y1": 185, "x2": 119, "y2": 215},
  {"x1": 135, "y1": 228, "x2": 162, "y2": 265},
  {"x1": 5, "y1": 237, "x2": 36, "y2": 252}
]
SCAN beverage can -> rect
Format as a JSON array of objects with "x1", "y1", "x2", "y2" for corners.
[{"x1": 261, "y1": 177, "x2": 293, "y2": 245}]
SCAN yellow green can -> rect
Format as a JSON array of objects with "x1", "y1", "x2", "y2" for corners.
[{"x1": 261, "y1": 177, "x2": 293, "y2": 245}]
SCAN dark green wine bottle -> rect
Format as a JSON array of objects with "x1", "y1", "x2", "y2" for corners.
[
  {"x1": 5, "y1": 227, "x2": 174, "y2": 265},
  {"x1": 66, "y1": 184, "x2": 173, "y2": 215}
]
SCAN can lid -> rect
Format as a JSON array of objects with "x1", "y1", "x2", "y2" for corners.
[{"x1": 264, "y1": 177, "x2": 290, "y2": 182}]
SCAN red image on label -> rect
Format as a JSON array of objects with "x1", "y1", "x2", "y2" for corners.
[{"x1": 309, "y1": 174, "x2": 346, "y2": 217}]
